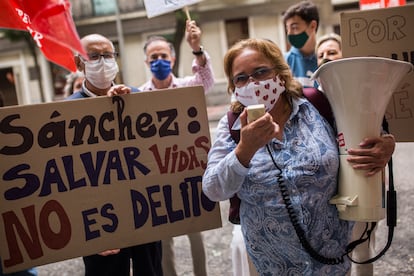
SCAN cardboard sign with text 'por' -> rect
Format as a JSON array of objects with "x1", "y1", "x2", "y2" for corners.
[{"x1": 341, "y1": 4, "x2": 414, "y2": 141}]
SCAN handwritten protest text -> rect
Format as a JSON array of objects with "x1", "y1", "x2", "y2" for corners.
[
  {"x1": 0, "y1": 97, "x2": 180, "y2": 156},
  {"x1": 348, "y1": 15, "x2": 406, "y2": 46}
]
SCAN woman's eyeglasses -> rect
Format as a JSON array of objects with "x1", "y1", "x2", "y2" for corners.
[{"x1": 232, "y1": 67, "x2": 276, "y2": 88}]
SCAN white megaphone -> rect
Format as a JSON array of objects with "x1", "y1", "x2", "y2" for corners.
[{"x1": 313, "y1": 57, "x2": 413, "y2": 222}]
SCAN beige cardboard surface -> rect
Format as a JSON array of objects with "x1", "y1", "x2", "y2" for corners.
[
  {"x1": 341, "y1": 4, "x2": 414, "y2": 141},
  {"x1": 0, "y1": 86, "x2": 221, "y2": 273}
]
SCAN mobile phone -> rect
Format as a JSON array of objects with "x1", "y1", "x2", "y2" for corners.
[{"x1": 247, "y1": 104, "x2": 265, "y2": 123}]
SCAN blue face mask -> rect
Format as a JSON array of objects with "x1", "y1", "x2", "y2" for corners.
[
  {"x1": 287, "y1": 31, "x2": 309, "y2": 49},
  {"x1": 150, "y1": 59, "x2": 172, "y2": 80}
]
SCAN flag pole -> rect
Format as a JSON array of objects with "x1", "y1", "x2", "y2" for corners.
[
  {"x1": 183, "y1": 6, "x2": 191, "y2": 20},
  {"x1": 114, "y1": 0, "x2": 127, "y2": 83}
]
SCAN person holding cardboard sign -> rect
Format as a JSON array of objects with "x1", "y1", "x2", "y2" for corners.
[
  {"x1": 67, "y1": 33, "x2": 163, "y2": 276},
  {"x1": 139, "y1": 19, "x2": 212, "y2": 276}
]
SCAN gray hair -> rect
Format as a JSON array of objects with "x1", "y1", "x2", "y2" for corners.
[
  {"x1": 143, "y1": 35, "x2": 176, "y2": 59},
  {"x1": 63, "y1": 71, "x2": 84, "y2": 97},
  {"x1": 316, "y1": 33, "x2": 342, "y2": 51}
]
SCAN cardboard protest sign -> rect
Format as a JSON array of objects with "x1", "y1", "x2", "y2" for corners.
[
  {"x1": 340, "y1": 5, "x2": 414, "y2": 141},
  {"x1": 0, "y1": 86, "x2": 221, "y2": 273},
  {"x1": 143, "y1": 0, "x2": 202, "y2": 18}
]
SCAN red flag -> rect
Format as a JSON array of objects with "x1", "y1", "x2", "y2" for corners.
[
  {"x1": 359, "y1": 0, "x2": 406, "y2": 9},
  {"x1": 0, "y1": 0, "x2": 86, "y2": 72}
]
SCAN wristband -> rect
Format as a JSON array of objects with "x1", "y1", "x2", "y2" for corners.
[{"x1": 192, "y1": 46, "x2": 204, "y2": 56}]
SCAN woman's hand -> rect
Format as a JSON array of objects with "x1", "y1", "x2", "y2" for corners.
[
  {"x1": 107, "y1": 85, "x2": 131, "y2": 97},
  {"x1": 347, "y1": 134, "x2": 395, "y2": 176},
  {"x1": 235, "y1": 109, "x2": 280, "y2": 167},
  {"x1": 98, "y1": 249, "x2": 120, "y2": 256}
]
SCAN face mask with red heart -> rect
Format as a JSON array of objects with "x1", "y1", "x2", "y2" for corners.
[{"x1": 234, "y1": 75, "x2": 285, "y2": 112}]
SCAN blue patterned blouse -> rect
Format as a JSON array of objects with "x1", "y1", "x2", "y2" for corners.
[{"x1": 202, "y1": 97, "x2": 353, "y2": 275}]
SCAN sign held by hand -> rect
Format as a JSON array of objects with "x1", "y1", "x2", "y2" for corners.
[{"x1": 143, "y1": 0, "x2": 202, "y2": 18}]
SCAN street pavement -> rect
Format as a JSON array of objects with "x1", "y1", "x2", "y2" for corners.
[{"x1": 36, "y1": 104, "x2": 414, "y2": 275}]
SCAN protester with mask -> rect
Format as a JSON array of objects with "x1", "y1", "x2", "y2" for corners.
[
  {"x1": 203, "y1": 36, "x2": 398, "y2": 275},
  {"x1": 66, "y1": 33, "x2": 163, "y2": 276},
  {"x1": 316, "y1": 33, "x2": 396, "y2": 276},
  {"x1": 68, "y1": 36, "x2": 125, "y2": 99},
  {"x1": 139, "y1": 20, "x2": 214, "y2": 94},
  {"x1": 139, "y1": 19, "x2": 213, "y2": 276},
  {"x1": 283, "y1": 0, "x2": 319, "y2": 88},
  {"x1": 203, "y1": 37, "x2": 354, "y2": 275}
]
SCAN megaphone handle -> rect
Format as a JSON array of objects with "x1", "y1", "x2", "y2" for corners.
[{"x1": 347, "y1": 157, "x2": 396, "y2": 264}]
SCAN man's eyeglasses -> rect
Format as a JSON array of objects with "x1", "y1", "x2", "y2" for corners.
[
  {"x1": 232, "y1": 67, "x2": 277, "y2": 88},
  {"x1": 81, "y1": 52, "x2": 118, "y2": 64}
]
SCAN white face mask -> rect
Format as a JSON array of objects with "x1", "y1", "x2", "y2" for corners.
[
  {"x1": 234, "y1": 75, "x2": 285, "y2": 112},
  {"x1": 83, "y1": 58, "x2": 119, "y2": 89}
]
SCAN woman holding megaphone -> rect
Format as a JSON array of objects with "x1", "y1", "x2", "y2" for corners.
[
  {"x1": 316, "y1": 33, "x2": 395, "y2": 175},
  {"x1": 202, "y1": 37, "x2": 397, "y2": 276},
  {"x1": 316, "y1": 33, "x2": 396, "y2": 276}
]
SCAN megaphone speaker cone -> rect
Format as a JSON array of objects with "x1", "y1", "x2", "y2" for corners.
[{"x1": 312, "y1": 57, "x2": 413, "y2": 221}]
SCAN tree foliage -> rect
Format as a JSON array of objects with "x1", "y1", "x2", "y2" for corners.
[{"x1": 172, "y1": 9, "x2": 198, "y2": 77}]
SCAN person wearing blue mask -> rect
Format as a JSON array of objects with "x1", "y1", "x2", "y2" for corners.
[
  {"x1": 283, "y1": 1, "x2": 319, "y2": 88},
  {"x1": 139, "y1": 20, "x2": 214, "y2": 276},
  {"x1": 139, "y1": 20, "x2": 214, "y2": 94}
]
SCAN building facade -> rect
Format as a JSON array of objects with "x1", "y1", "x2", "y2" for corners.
[{"x1": 0, "y1": 0, "x2": 372, "y2": 106}]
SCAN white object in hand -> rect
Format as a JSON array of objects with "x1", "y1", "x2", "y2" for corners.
[{"x1": 247, "y1": 104, "x2": 265, "y2": 123}]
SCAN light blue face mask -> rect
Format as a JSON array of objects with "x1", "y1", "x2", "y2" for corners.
[
  {"x1": 287, "y1": 31, "x2": 309, "y2": 49},
  {"x1": 150, "y1": 59, "x2": 172, "y2": 81}
]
